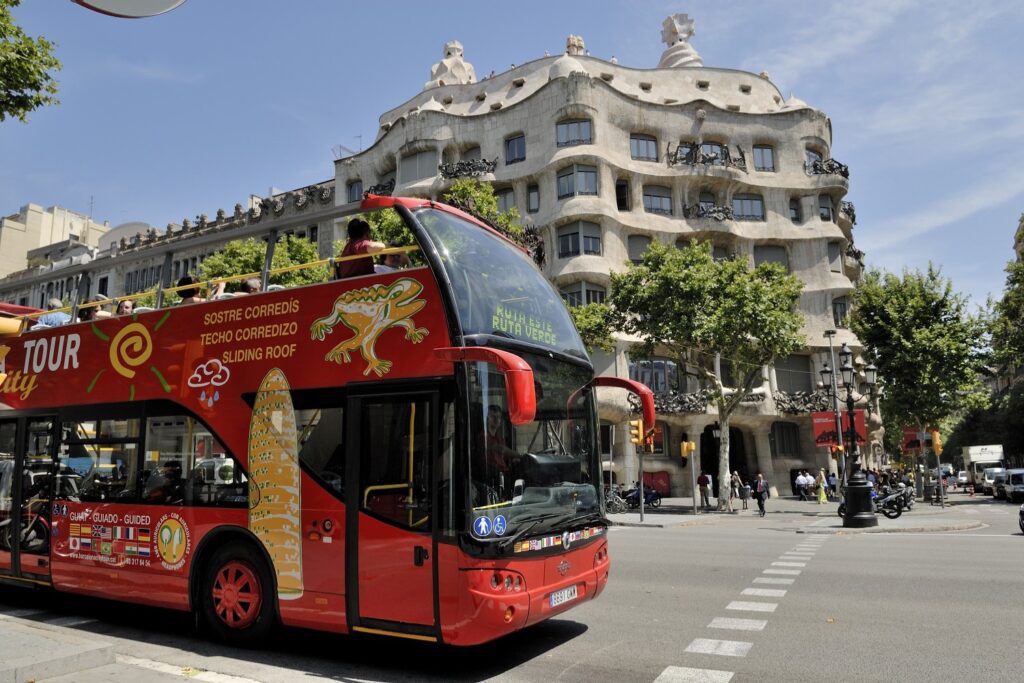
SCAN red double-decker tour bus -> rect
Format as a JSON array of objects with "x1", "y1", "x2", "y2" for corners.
[{"x1": 0, "y1": 196, "x2": 654, "y2": 646}]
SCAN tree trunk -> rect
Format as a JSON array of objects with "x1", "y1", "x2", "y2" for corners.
[{"x1": 718, "y1": 414, "x2": 731, "y2": 511}]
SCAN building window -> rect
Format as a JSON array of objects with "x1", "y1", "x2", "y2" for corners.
[
  {"x1": 527, "y1": 184, "x2": 540, "y2": 213},
  {"x1": 615, "y1": 180, "x2": 630, "y2": 210},
  {"x1": 628, "y1": 235, "x2": 651, "y2": 265},
  {"x1": 733, "y1": 193, "x2": 765, "y2": 221},
  {"x1": 557, "y1": 164, "x2": 598, "y2": 199},
  {"x1": 628, "y1": 357, "x2": 698, "y2": 393},
  {"x1": 771, "y1": 422, "x2": 801, "y2": 458},
  {"x1": 699, "y1": 191, "x2": 716, "y2": 212},
  {"x1": 828, "y1": 242, "x2": 843, "y2": 272},
  {"x1": 805, "y1": 148, "x2": 823, "y2": 171},
  {"x1": 556, "y1": 119, "x2": 592, "y2": 147},
  {"x1": 462, "y1": 146, "x2": 481, "y2": 161},
  {"x1": 630, "y1": 134, "x2": 658, "y2": 161},
  {"x1": 775, "y1": 355, "x2": 812, "y2": 393},
  {"x1": 560, "y1": 282, "x2": 605, "y2": 307},
  {"x1": 754, "y1": 245, "x2": 789, "y2": 272},
  {"x1": 712, "y1": 245, "x2": 729, "y2": 262},
  {"x1": 308, "y1": 225, "x2": 318, "y2": 245},
  {"x1": 833, "y1": 296, "x2": 849, "y2": 328},
  {"x1": 753, "y1": 145, "x2": 775, "y2": 171},
  {"x1": 496, "y1": 188, "x2": 515, "y2": 213},
  {"x1": 97, "y1": 276, "x2": 108, "y2": 297},
  {"x1": 505, "y1": 134, "x2": 526, "y2": 164},
  {"x1": 819, "y1": 194, "x2": 834, "y2": 222},
  {"x1": 642, "y1": 186, "x2": 673, "y2": 215},
  {"x1": 399, "y1": 149, "x2": 439, "y2": 183},
  {"x1": 701, "y1": 141, "x2": 725, "y2": 165},
  {"x1": 789, "y1": 198, "x2": 802, "y2": 223},
  {"x1": 347, "y1": 180, "x2": 363, "y2": 203},
  {"x1": 557, "y1": 221, "x2": 601, "y2": 258}
]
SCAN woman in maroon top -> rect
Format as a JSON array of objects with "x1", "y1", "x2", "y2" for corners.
[{"x1": 335, "y1": 218, "x2": 385, "y2": 279}]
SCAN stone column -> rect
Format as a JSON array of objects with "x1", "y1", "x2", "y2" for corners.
[{"x1": 752, "y1": 427, "x2": 780, "y2": 497}]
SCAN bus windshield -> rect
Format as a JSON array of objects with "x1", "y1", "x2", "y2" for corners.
[
  {"x1": 413, "y1": 207, "x2": 587, "y2": 359},
  {"x1": 468, "y1": 350, "x2": 598, "y2": 538}
]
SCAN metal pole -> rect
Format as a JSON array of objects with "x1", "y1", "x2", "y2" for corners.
[
  {"x1": 824, "y1": 331, "x2": 845, "y2": 486},
  {"x1": 638, "y1": 446, "x2": 644, "y2": 522},
  {"x1": 690, "y1": 443, "x2": 698, "y2": 516}
]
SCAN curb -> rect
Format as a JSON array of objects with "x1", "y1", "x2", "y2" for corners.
[
  {"x1": 611, "y1": 516, "x2": 721, "y2": 529},
  {"x1": 797, "y1": 520, "x2": 986, "y2": 535},
  {"x1": 0, "y1": 619, "x2": 114, "y2": 683}
]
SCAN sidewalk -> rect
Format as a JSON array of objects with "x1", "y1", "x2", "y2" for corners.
[
  {"x1": 0, "y1": 616, "x2": 114, "y2": 683},
  {"x1": 607, "y1": 494, "x2": 986, "y2": 534}
]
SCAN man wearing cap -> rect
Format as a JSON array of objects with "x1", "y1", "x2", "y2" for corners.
[{"x1": 34, "y1": 298, "x2": 72, "y2": 327}]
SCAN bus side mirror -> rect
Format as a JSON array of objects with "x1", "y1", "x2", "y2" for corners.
[{"x1": 434, "y1": 346, "x2": 537, "y2": 425}]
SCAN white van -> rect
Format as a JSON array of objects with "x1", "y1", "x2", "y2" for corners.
[{"x1": 981, "y1": 467, "x2": 1006, "y2": 495}]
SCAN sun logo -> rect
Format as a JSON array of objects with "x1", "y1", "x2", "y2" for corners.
[{"x1": 88, "y1": 312, "x2": 173, "y2": 400}]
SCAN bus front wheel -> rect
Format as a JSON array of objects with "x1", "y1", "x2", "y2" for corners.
[{"x1": 199, "y1": 541, "x2": 275, "y2": 646}]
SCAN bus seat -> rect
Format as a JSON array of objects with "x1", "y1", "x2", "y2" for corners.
[
  {"x1": 267, "y1": 284, "x2": 285, "y2": 292},
  {"x1": 134, "y1": 306, "x2": 155, "y2": 313}
]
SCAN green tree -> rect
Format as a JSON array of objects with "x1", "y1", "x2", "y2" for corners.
[
  {"x1": 567, "y1": 302, "x2": 615, "y2": 354},
  {"x1": 850, "y1": 265, "x2": 987, "y2": 468},
  {"x1": 992, "y1": 258, "x2": 1024, "y2": 373},
  {"x1": 609, "y1": 241, "x2": 805, "y2": 506},
  {"x1": 442, "y1": 178, "x2": 522, "y2": 241},
  {"x1": 1, "y1": 0, "x2": 62, "y2": 122},
  {"x1": 199, "y1": 235, "x2": 328, "y2": 289}
]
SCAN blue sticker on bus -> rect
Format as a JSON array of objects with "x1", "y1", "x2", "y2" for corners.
[
  {"x1": 493, "y1": 515, "x2": 507, "y2": 536},
  {"x1": 473, "y1": 516, "x2": 492, "y2": 537}
]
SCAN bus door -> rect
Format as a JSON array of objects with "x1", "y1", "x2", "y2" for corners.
[
  {"x1": 0, "y1": 419, "x2": 17, "y2": 574},
  {"x1": 346, "y1": 392, "x2": 437, "y2": 636},
  {"x1": 18, "y1": 418, "x2": 57, "y2": 578}
]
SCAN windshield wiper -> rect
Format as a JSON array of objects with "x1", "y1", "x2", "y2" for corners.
[{"x1": 496, "y1": 512, "x2": 564, "y2": 551}]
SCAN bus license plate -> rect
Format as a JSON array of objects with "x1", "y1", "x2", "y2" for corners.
[{"x1": 549, "y1": 585, "x2": 578, "y2": 608}]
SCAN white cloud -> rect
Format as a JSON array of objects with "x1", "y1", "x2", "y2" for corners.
[
  {"x1": 862, "y1": 165, "x2": 1024, "y2": 252},
  {"x1": 107, "y1": 58, "x2": 203, "y2": 84}
]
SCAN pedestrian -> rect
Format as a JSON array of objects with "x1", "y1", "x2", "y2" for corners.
[
  {"x1": 740, "y1": 479, "x2": 751, "y2": 510},
  {"x1": 796, "y1": 470, "x2": 808, "y2": 501},
  {"x1": 729, "y1": 471, "x2": 742, "y2": 513},
  {"x1": 753, "y1": 473, "x2": 770, "y2": 517},
  {"x1": 697, "y1": 470, "x2": 710, "y2": 510},
  {"x1": 816, "y1": 468, "x2": 828, "y2": 504},
  {"x1": 828, "y1": 471, "x2": 838, "y2": 498}
]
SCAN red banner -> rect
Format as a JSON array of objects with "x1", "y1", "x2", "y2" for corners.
[
  {"x1": 812, "y1": 410, "x2": 866, "y2": 448},
  {"x1": 901, "y1": 426, "x2": 935, "y2": 452}
]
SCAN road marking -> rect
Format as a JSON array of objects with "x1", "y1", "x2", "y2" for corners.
[
  {"x1": 0, "y1": 608, "x2": 46, "y2": 618},
  {"x1": 685, "y1": 638, "x2": 753, "y2": 657},
  {"x1": 654, "y1": 666, "x2": 734, "y2": 683},
  {"x1": 780, "y1": 554, "x2": 812, "y2": 560},
  {"x1": 771, "y1": 561, "x2": 806, "y2": 567},
  {"x1": 116, "y1": 655, "x2": 263, "y2": 683},
  {"x1": 726, "y1": 601, "x2": 777, "y2": 612},
  {"x1": 742, "y1": 588, "x2": 786, "y2": 597},
  {"x1": 44, "y1": 615, "x2": 98, "y2": 626},
  {"x1": 708, "y1": 617, "x2": 767, "y2": 631},
  {"x1": 753, "y1": 577, "x2": 794, "y2": 585},
  {"x1": 763, "y1": 568, "x2": 801, "y2": 575}
]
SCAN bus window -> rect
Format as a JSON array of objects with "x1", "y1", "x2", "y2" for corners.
[
  {"x1": 0, "y1": 421, "x2": 16, "y2": 553},
  {"x1": 144, "y1": 416, "x2": 246, "y2": 507},
  {"x1": 358, "y1": 398, "x2": 431, "y2": 530},
  {"x1": 64, "y1": 418, "x2": 141, "y2": 503},
  {"x1": 296, "y1": 406, "x2": 345, "y2": 497}
]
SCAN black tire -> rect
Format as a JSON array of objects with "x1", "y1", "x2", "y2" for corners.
[
  {"x1": 650, "y1": 495, "x2": 662, "y2": 508},
  {"x1": 881, "y1": 505, "x2": 902, "y2": 520},
  {"x1": 198, "y1": 541, "x2": 276, "y2": 647}
]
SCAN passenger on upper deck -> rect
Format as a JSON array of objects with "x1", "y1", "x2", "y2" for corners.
[
  {"x1": 240, "y1": 278, "x2": 261, "y2": 294},
  {"x1": 176, "y1": 274, "x2": 225, "y2": 305},
  {"x1": 335, "y1": 218, "x2": 384, "y2": 279},
  {"x1": 115, "y1": 299, "x2": 134, "y2": 316},
  {"x1": 34, "y1": 298, "x2": 71, "y2": 327},
  {"x1": 79, "y1": 296, "x2": 111, "y2": 321},
  {"x1": 374, "y1": 242, "x2": 412, "y2": 273}
]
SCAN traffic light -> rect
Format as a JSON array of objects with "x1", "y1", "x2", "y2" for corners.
[
  {"x1": 680, "y1": 441, "x2": 696, "y2": 460},
  {"x1": 628, "y1": 419, "x2": 643, "y2": 445},
  {"x1": 931, "y1": 430, "x2": 942, "y2": 456},
  {"x1": 830, "y1": 444, "x2": 844, "y2": 460}
]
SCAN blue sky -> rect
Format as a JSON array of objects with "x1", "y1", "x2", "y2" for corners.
[{"x1": 3, "y1": 0, "x2": 1022, "y2": 306}]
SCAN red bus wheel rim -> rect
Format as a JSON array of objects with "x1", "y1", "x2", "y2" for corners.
[{"x1": 211, "y1": 560, "x2": 262, "y2": 629}]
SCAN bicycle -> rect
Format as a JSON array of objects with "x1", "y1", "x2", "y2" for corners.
[{"x1": 604, "y1": 487, "x2": 628, "y2": 514}]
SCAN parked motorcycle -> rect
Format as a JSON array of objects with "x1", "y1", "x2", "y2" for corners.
[
  {"x1": 836, "y1": 486, "x2": 904, "y2": 519},
  {"x1": 623, "y1": 484, "x2": 662, "y2": 509}
]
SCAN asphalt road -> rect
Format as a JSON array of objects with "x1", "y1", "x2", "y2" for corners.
[{"x1": 0, "y1": 495, "x2": 1020, "y2": 682}]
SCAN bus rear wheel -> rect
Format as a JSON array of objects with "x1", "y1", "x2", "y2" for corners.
[{"x1": 199, "y1": 541, "x2": 275, "y2": 646}]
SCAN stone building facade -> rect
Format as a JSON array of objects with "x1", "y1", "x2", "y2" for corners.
[{"x1": 333, "y1": 15, "x2": 881, "y2": 496}]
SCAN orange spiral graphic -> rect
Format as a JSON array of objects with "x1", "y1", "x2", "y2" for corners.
[{"x1": 109, "y1": 323, "x2": 153, "y2": 379}]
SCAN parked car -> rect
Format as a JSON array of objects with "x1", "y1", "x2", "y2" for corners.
[
  {"x1": 981, "y1": 467, "x2": 1006, "y2": 495},
  {"x1": 993, "y1": 471, "x2": 1010, "y2": 500},
  {"x1": 957, "y1": 470, "x2": 969, "y2": 487},
  {"x1": 1003, "y1": 469, "x2": 1024, "y2": 504}
]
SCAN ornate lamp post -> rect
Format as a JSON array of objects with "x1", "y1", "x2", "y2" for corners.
[{"x1": 838, "y1": 343, "x2": 877, "y2": 528}]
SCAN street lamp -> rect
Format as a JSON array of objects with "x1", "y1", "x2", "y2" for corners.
[
  {"x1": 838, "y1": 343, "x2": 878, "y2": 528},
  {"x1": 822, "y1": 331, "x2": 845, "y2": 486}
]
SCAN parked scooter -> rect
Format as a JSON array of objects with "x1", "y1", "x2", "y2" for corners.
[
  {"x1": 623, "y1": 484, "x2": 662, "y2": 509},
  {"x1": 836, "y1": 485, "x2": 904, "y2": 519}
]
